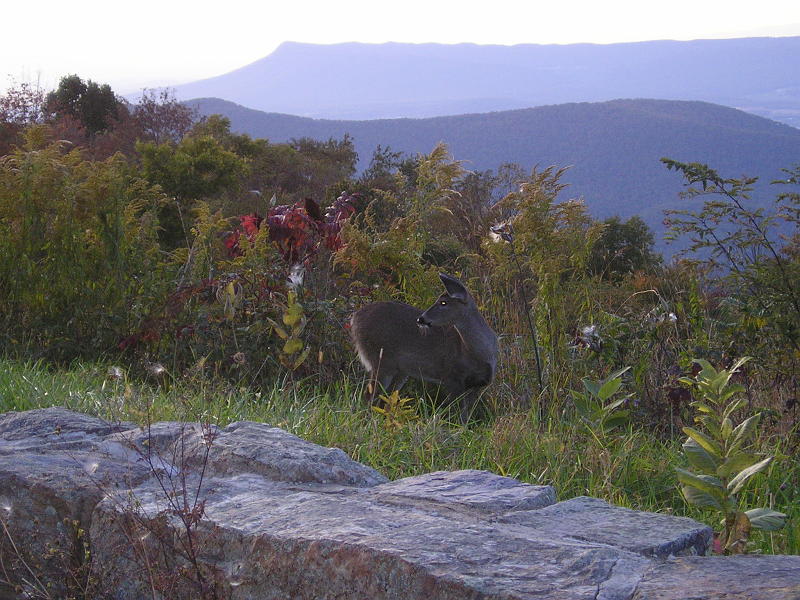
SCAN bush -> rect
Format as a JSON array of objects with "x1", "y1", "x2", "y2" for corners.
[{"x1": 0, "y1": 129, "x2": 167, "y2": 360}]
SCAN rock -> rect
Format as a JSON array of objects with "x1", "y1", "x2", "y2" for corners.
[
  {"x1": 90, "y1": 472, "x2": 653, "y2": 600},
  {"x1": 0, "y1": 406, "x2": 132, "y2": 452},
  {"x1": 0, "y1": 409, "x2": 148, "y2": 600},
  {"x1": 188, "y1": 420, "x2": 389, "y2": 486},
  {"x1": 1, "y1": 407, "x2": 799, "y2": 600},
  {"x1": 500, "y1": 496, "x2": 711, "y2": 557},
  {"x1": 372, "y1": 469, "x2": 556, "y2": 513},
  {"x1": 632, "y1": 555, "x2": 800, "y2": 599}
]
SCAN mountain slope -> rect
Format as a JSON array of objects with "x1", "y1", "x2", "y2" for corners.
[
  {"x1": 189, "y1": 97, "x2": 800, "y2": 251},
  {"x1": 173, "y1": 39, "x2": 800, "y2": 126}
]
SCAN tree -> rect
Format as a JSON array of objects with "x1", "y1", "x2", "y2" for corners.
[
  {"x1": 288, "y1": 135, "x2": 358, "y2": 200},
  {"x1": 46, "y1": 75, "x2": 122, "y2": 135},
  {"x1": 662, "y1": 158, "x2": 800, "y2": 365},
  {"x1": 589, "y1": 215, "x2": 661, "y2": 278},
  {"x1": 138, "y1": 135, "x2": 245, "y2": 246},
  {"x1": 0, "y1": 79, "x2": 46, "y2": 154},
  {"x1": 133, "y1": 88, "x2": 197, "y2": 144}
]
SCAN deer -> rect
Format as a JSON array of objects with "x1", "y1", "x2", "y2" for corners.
[{"x1": 350, "y1": 273, "x2": 498, "y2": 423}]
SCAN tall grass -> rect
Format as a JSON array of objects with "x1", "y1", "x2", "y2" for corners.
[{"x1": 1, "y1": 358, "x2": 796, "y2": 555}]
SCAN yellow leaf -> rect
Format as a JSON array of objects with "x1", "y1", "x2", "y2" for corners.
[
  {"x1": 283, "y1": 337, "x2": 304, "y2": 355},
  {"x1": 266, "y1": 318, "x2": 289, "y2": 340},
  {"x1": 283, "y1": 303, "x2": 304, "y2": 327},
  {"x1": 293, "y1": 347, "x2": 311, "y2": 369}
]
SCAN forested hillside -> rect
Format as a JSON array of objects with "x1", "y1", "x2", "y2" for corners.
[{"x1": 189, "y1": 97, "x2": 800, "y2": 250}]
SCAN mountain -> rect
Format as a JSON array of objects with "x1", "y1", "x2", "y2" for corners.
[
  {"x1": 172, "y1": 39, "x2": 800, "y2": 127},
  {"x1": 188, "y1": 97, "x2": 800, "y2": 252}
]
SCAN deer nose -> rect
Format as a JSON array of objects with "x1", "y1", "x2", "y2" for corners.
[{"x1": 417, "y1": 315, "x2": 431, "y2": 327}]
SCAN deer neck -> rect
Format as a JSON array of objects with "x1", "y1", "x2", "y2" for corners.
[{"x1": 451, "y1": 312, "x2": 495, "y2": 359}]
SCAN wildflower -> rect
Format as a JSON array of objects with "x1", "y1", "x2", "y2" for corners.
[
  {"x1": 489, "y1": 222, "x2": 514, "y2": 243},
  {"x1": 146, "y1": 362, "x2": 167, "y2": 377}
]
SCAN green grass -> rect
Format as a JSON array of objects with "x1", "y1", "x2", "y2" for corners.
[{"x1": 0, "y1": 357, "x2": 796, "y2": 555}]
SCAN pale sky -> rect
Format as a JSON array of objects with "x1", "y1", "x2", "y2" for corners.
[{"x1": 3, "y1": 0, "x2": 800, "y2": 95}]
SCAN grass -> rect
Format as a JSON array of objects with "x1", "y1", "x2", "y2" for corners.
[{"x1": 0, "y1": 357, "x2": 797, "y2": 555}]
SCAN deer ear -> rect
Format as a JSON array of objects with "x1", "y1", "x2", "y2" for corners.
[{"x1": 439, "y1": 273, "x2": 468, "y2": 300}]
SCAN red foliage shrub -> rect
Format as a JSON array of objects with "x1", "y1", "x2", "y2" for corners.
[{"x1": 224, "y1": 193, "x2": 356, "y2": 262}]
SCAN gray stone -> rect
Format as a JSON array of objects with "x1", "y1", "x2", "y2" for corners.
[
  {"x1": 186, "y1": 420, "x2": 389, "y2": 486},
  {"x1": 372, "y1": 469, "x2": 556, "y2": 514},
  {"x1": 0, "y1": 420, "x2": 151, "y2": 599},
  {"x1": 0, "y1": 406, "x2": 132, "y2": 453},
  {"x1": 632, "y1": 555, "x2": 800, "y2": 599},
  {"x1": 91, "y1": 473, "x2": 653, "y2": 600},
  {"x1": 500, "y1": 496, "x2": 712, "y2": 557},
  {"x1": 1, "y1": 407, "x2": 798, "y2": 600}
]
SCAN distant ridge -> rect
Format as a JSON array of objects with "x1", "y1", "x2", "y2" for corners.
[
  {"x1": 188, "y1": 97, "x2": 800, "y2": 252},
  {"x1": 172, "y1": 39, "x2": 800, "y2": 126}
]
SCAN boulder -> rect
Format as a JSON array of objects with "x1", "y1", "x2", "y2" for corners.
[{"x1": 1, "y1": 407, "x2": 798, "y2": 600}]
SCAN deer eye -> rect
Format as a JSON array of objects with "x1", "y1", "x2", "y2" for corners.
[{"x1": 440, "y1": 300, "x2": 447, "y2": 305}]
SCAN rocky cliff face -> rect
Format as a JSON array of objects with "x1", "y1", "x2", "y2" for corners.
[{"x1": 0, "y1": 407, "x2": 798, "y2": 599}]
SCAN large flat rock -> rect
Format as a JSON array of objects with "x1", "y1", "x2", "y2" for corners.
[
  {"x1": 1, "y1": 407, "x2": 798, "y2": 600},
  {"x1": 90, "y1": 472, "x2": 652, "y2": 600}
]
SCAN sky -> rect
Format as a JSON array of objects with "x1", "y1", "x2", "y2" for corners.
[{"x1": 3, "y1": 0, "x2": 800, "y2": 95}]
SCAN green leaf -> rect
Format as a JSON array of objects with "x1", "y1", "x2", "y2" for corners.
[
  {"x1": 727, "y1": 456, "x2": 773, "y2": 495},
  {"x1": 718, "y1": 384, "x2": 745, "y2": 404},
  {"x1": 728, "y1": 413, "x2": 761, "y2": 454},
  {"x1": 292, "y1": 346, "x2": 311, "y2": 370},
  {"x1": 582, "y1": 378, "x2": 601, "y2": 399},
  {"x1": 683, "y1": 437, "x2": 719, "y2": 475},
  {"x1": 676, "y1": 467, "x2": 726, "y2": 498},
  {"x1": 598, "y1": 376, "x2": 623, "y2": 401},
  {"x1": 681, "y1": 484, "x2": 723, "y2": 510},
  {"x1": 283, "y1": 302, "x2": 304, "y2": 327},
  {"x1": 602, "y1": 412, "x2": 629, "y2": 431},
  {"x1": 693, "y1": 358, "x2": 714, "y2": 374},
  {"x1": 727, "y1": 356, "x2": 751, "y2": 375},
  {"x1": 692, "y1": 402, "x2": 715, "y2": 414},
  {"x1": 716, "y1": 453, "x2": 759, "y2": 479},
  {"x1": 604, "y1": 396, "x2": 628, "y2": 412},
  {"x1": 606, "y1": 366, "x2": 631, "y2": 380},
  {"x1": 682, "y1": 427, "x2": 723, "y2": 459},
  {"x1": 720, "y1": 417, "x2": 733, "y2": 441},
  {"x1": 571, "y1": 392, "x2": 592, "y2": 418},
  {"x1": 697, "y1": 417, "x2": 721, "y2": 440},
  {"x1": 723, "y1": 397, "x2": 747, "y2": 421},
  {"x1": 745, "y1": 508, "x2": 787, "y2": 532}
]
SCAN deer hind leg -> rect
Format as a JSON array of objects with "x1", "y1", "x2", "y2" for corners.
[
  {"x1": 366, "y1": 370, "x2": 403, "y2": 405},
  {"x1": 441, "y1": 380, "x2": 480, "y2": 425},
  {"x1": 458, "y1": 388, "x2": 481, "y2": 424}
]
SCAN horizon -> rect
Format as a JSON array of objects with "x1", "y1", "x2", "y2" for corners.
[{"x1": 2, "y1": 0, "x2": 800, "y2": 95}]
